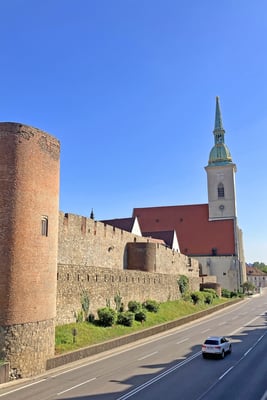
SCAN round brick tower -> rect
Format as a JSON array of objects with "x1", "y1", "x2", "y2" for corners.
[{"x1": 0, "y1": 123, "x2": 60, "y2": 377}]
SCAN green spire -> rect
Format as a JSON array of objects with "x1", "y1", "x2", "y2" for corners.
[
  {"x1": 214, "y1": 96, "x2": 224, "y2": 132},
  {"x1": 208, "y1": 97, "x2": 232, "y2": 165}
]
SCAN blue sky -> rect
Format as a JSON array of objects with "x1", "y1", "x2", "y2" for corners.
[{"x1": 1, "y1": 1, "x2": 266, "y2": 264}]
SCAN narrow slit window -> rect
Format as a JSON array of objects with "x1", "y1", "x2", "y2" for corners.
[
  {"x1": 218, "y1": 183, "x2": 224, "y2": 198},
  {"x1": 41, "y1": 216, "x2": 48, "y2": 236}
]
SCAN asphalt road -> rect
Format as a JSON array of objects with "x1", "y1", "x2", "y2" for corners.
[{"x1": 1, "y1": 291, "x2": 267, "y2": 400}]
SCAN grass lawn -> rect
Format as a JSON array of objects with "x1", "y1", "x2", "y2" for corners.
[{"x1": 55, "y1": 297, "x2": 231, "y2": 354}]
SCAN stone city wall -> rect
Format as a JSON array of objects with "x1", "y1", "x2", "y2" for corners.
[
  {"x1": 56, "y1": 212, "x2": 201, "y2": 325},
  {"x1": 58, "y1": 212, "x2": 199, "y2": 276},
  {"x1": 58, "y1": 212, "x2": 144, "y2": 268},
  {"x1": 56, "y1": 264, "x2": 201, "y2": 325}
]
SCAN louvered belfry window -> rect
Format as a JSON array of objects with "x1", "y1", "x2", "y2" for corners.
[{"x1": 218, "y1": 183, "x2": 224, "y2": 198}]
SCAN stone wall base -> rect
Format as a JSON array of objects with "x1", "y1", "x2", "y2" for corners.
[{"x1": 0, "y1": 319, "x2": 55, "y2": 378}]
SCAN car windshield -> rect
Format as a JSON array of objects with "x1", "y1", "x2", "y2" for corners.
[{"x1": 204, "y1": 339, "x2": 219, "y2": 345}]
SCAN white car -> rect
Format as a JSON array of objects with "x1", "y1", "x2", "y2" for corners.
[{"x1": 202, "y1": 336, "x2": 232, "y2": 359}]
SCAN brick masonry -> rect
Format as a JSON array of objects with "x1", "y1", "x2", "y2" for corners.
[{"x1": 0, "y1": 123, "x2": 60, "y2": 378}]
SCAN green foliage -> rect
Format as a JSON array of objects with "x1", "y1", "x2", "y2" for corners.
[
  {"x1": 114, "y1": 292, "x2": 123, "y2": 312},
  {"x1": 55, "y1": 297, "x2": 230, "y2": 353},
  {"x1": 203, "y1": 292, "x2": 213, "y2": 304},
  {"x1": 134, "y1": 310, "x2": 147, "y2": 322},
  {"x1": 221, "y1": 288, "x2": 239, "y2": 298},
  {"x1": 181, "y1": 291, "x2": 192, "y2": 302},
  {"x1": 253, "y1": 261, "x2": 267, "y2": 272},
  {"x1": 74, "y1": 310, "x2": 84, "y2": 323},
  {"x1": 190, "y1": 291, "x2": 205, "y2": 305},
  {"x1": 178, "y1": 275, "x2": 189, "y2": 295},
  {"x1": 88, "y1": 313, "x2": 95, "y2": 323},
  {"x1": 106, "y1": 298, "x2": 111, "y2": 308},
  {"x1": 81, "y1": 291, "x2": 90, "y2": 320},
  {"x1": 202, "y1": 288, "x2": 218, "y2": 299},
  {"x1": 128, "y1": 300, "x2": 142, "y2": 313},
  {"x1": 142, "y1": 299, "x2": 160, "y2": 313},
  {"x1": 221, "y1": 288, "x2": 231, "y2": 298},
  {"x1": 242, "y1": 281, "x2": 255, "y2": 294},
  {"x1": 117, "y1": 311, "x2": 134, "y2": 327},
  {"x1": 97, "y1": 307, "x2": 117, "y2": 327}
]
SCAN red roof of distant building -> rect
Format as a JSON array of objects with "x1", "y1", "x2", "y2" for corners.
[
  {"x1": 133, "y1": 204, "x2": 235, "y2": 256},
  {"x1": 246, "y1": 266, "x2": 267, "y2": 276}
]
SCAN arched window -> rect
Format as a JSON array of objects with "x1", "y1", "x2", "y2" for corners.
[
  {"x1": 41, "y1": 216, "x2": 48, "y2": 236},
  {"x1": 218, "y1": 183, "x2": 224, "y2": 198}
]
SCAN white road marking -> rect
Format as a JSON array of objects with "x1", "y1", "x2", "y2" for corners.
[
  {"x1": 260, "y1": 390, "x2": 267, "y2": 400},
  {"x1": 138, "y1": 351, "x2": 158, "y2": 360},
  {"x1": 57, "y1": 377, "x2": 96, "y2": 395},
  {"x1": 176, "y1": 338, "x2": 189, "y2": 344},
  {"x1": 116, "y1": 352, "x2": 201, "y2": 400},
  {"x1": 244, "y1": 347, "x2": 252, "y2": 356},
  {"x1": 219, "y1": 366, "x2": 234, "y2": 380},
  {"x1": 0, "y1": 379, "x2": 46, "y2": 397},
  {"x1": 201, "y1": 329, "x2": 211, "y2": 333}
]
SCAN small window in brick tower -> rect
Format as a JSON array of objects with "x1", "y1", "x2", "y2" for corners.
[{"x1": 41, "y1": 216, "x2": 48, "y2": 236}]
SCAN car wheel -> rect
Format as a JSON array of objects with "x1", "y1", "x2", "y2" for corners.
[
  {"x1": 228, "y1": 344, "x2": 232, "y2": 354},
  {"x1": 202, "y1": 353, "x2": 207, "y2": 359},
  {"x1": 221, "y1": 350, "x2": 225, "y2": 359}
]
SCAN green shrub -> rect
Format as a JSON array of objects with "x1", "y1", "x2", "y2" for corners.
[
  {"x1": 221, "y1": 288, "x2": 231, "y2": 298},
  {"x1": 97, "y1": 307, "x2": 116, "y2": 327},
  {"x1": 75, "y1": 310, "x2": 84, "y2": 323},
  {"x1": 114, "y1": 292, "x2": 123, "y2": 312},
  {"x1": 178, "y1": 275, "x2": 189, "y2": 295},
  {"x1": 202, "y1": 288, "x2": 218, "y2": 298},
  {"x1": 81, "y1": 291, "x2": 90, "y2": 320},
  {"x1": 230, "y1": 291, "x2": 238, "y2": 298},
  {"x1": 88, "y1": 313, "x2": 95, "y2": 323},
  {"x1": 191, "y1": 291, "x2": 205, "y2": 305},
  {"x1": 142, "y1": 300, "x2": 160, "y2": 313},
  {"x1": 135, "y1": 310, "x2": 147, "y2": 322},
  {"x1": 117, "y1": 311, "x2": 134, "y2": 327},
  {"x1": 128, "y1": 300, "x2": 142, "y2": 313},
  {"x1": 203, "y1": 292, "x2": 213, "y2": 304},
  {"x1": 182, "y1": 291, "x2": 193, "y2": 302}
]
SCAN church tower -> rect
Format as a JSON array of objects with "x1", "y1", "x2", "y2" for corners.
[{"x1": 205, "y1": 97, "x2": 237, "y2": 221}]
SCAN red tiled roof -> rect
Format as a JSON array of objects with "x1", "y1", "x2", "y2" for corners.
[
  {"x1": 133, "y1": 204, "x2": 235, "y2": 256},
  {"x1": 246, "y1": 266, "x2": 267, "y2": 276}
]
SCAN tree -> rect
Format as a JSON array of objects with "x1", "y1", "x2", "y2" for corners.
[
  {"x1": 253, "y1": 261, "x2": 267, "y2": 273},
  {"x1": 242, "y1": 281, "x2": 255, "y2": 294}
]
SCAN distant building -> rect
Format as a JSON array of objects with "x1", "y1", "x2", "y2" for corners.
[{"x1": 246, "y1": 265, "x2": 267, "y2": 288}]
